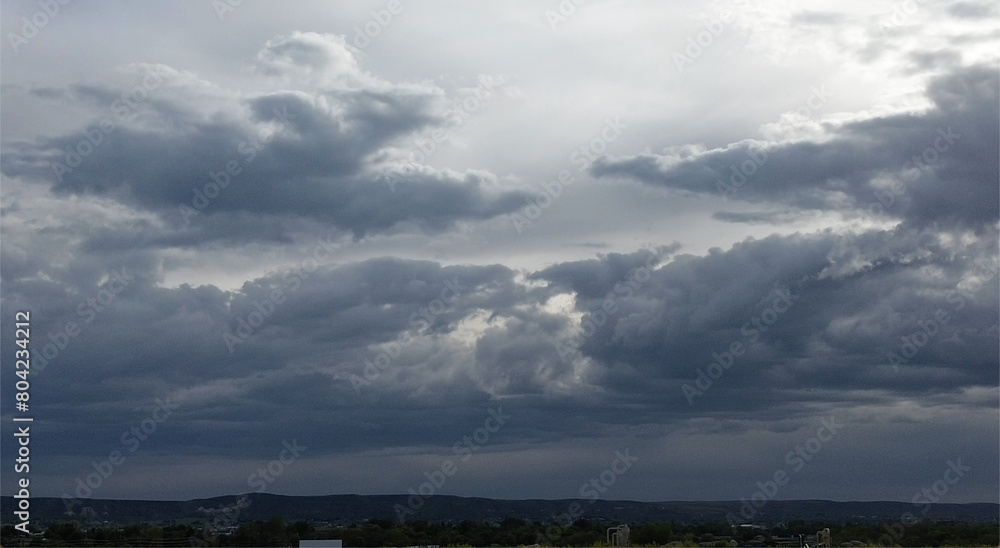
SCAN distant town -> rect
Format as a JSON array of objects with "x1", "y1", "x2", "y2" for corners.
[{"x1": 2, "y1": 494, "x2": 997, "y2": 547}]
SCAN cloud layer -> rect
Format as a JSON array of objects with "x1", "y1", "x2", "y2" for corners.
[{"x1": 1, "y1": 1, "x2": 997, "y2": 505}]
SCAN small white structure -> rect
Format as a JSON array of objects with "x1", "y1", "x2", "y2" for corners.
[
  {"x1": 806, "y1": 528, "x2": 831, "y2": 548},
  {"x1": 817, "y1": 527, "x2": 831, "y2": 548},
  {"x1": 607, "y1": 524, "x2": 630, "y2": 546},
  {"x1": 300, "y1": 541, "x2": 343, "y2": 548}
]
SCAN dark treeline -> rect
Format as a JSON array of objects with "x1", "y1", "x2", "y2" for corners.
[{"x1": 3, "y1": 517, "x2": 998, "y2": 547}]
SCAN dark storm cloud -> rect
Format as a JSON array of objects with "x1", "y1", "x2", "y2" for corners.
[
  {"x1": 9, "y1": 210, "x2": 991, "y2": 449},
  {"x1": 0, "y1": 253, "x2": 544, "y2": 462},
  {"x1": 591, "y1": 65, "x2": 999, "y2": 231},
  {"x1": 530, "y1": 244, "x2": 680, "y2": 299},
  {"x1": 5, "y1": 222, "x2": 995, "y2": 469},
  {"x1": 533, "y1": 230, "x2": 998, "y2": 413},
  {"x1": 0, "y1": 33, "x2": 529, "y2": 242}
]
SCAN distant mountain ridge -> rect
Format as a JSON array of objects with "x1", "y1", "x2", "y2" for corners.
[{"x1": 3, "y1": 493, "x2": 997, "y2": 527}]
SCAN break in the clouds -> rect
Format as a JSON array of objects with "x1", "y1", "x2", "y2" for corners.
[{"x1": 1, "y1": 0, "x2": 998, "y2": 506}]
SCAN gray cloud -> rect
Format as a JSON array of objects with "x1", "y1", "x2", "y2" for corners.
[
  {"x1": 0, "y1": 33, "x2": 529, "y2": 243},
  {"x1": 591, "y1": 65, "x2": 999, "y2": 231},
  {"x1": 3, "y1": 226, "x2": 994, "y2": 469},
  {"x1": 1, "y1": 3, "x2": 997, "y2": 505},
  {"x1": 791, "y1": 11, "x2": 847, "y2": 25},
  {"x1": 947, "y1": 1, "x2": 999, "y2": 19}
]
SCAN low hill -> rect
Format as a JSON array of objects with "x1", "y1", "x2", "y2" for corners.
[{"x1": 3, "y1": 494, "x2": 997, "y2": 528}]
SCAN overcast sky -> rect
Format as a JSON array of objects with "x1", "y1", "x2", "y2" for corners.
[{"x1": 1, "y1": 0, "x2": 998, "y2": 508}]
